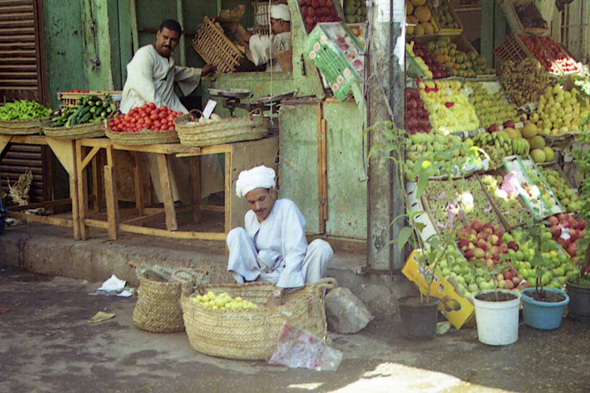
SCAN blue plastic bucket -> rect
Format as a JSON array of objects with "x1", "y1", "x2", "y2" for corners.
[{"x1": 521, "y1": 288, "x2": 569, "y2": 330}]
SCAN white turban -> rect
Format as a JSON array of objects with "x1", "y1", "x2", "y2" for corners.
[
  {"x1": 236, "y1": 165, "x2": 276, "y2": 198},
  {"x1": 270, "y1": 4, "x2": 291, "y2": 22}
]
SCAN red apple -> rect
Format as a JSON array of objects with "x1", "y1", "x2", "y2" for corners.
[
  {"x1": 503, "y1": 120, "x2": 515, "y2": 129},
  {"x1": 551, "y1": 227, "x2": 562, "y2": 238},
  {"x1": 464, "y1": 249, "x2": 475, "y2": 259},
  {"x1": 505, "y1": 280, "x2": 515, "y2": 290},
  {"x1": 485, "y1": 259, "x2": 495, "y2": 268},
  {"x1": 471, "y1": 219, "x2": 483, "y2": 232},
  {"x1": 473, "y1": 248, "x2": 485, "y2": 259},
  {"x1": 507, "y1": 241, "x2": 519, "y2": 251},
  {"x1": 458, "y1": 239, "x2": 470, "y2": 250},
  {"x1": 557, "y1": 213, "x2": 568, "y2": 221},
  {"x1": 577, "y1": 219, "x2": 586, "y2": 230},
  {"x1": 559, "y1": 219, "x2": 571, "y2": 229},
  {"x1": 567, "y1": 243, "x2": 578, "y2": 257},
  {"x1": 504, "y1": 271, "x2": 513, "y2": 280},
  {"x1": 477, "y1": 240, "x2": 488, "y2": 251},
  {"x1": 547, "y1": 216, "x2": 559, "y2": 226}
]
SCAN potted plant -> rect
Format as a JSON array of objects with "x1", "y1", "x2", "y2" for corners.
[
  {"x1": 567, "y1": 131, "x2": 590, "y2": 323},
  {"x1": 369, "y1": 121, "x2": 482, "y2": 339},
  {"x1": 518, "y1": 222, "x2": 570, "y2": 330}
]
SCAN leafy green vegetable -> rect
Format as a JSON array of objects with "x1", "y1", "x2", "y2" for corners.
[{"x1": 0, "y1": 100, "x2": 51, "y2": 121}]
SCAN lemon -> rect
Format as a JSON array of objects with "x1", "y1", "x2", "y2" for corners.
[
  {"x1": 195, "y1": 295, "x2": 203, "y2": 302},
  {"x1": 207, "y1": 291, "x2": 216, "y2": 299}
]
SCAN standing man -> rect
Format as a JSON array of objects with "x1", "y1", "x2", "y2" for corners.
[
  {"x1": 241, "y1": 4, "x2": 292, "y2": 72},
  {"x1": 120, "y1": 19, "x2": 222, "y2": 205},
  {"x1": 227, "y1": 166, "x2": 334, "y2": 307}
]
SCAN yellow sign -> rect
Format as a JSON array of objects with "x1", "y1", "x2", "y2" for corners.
[{"x1": 402, "y1": 250, "x2": 475, "y2": 329}]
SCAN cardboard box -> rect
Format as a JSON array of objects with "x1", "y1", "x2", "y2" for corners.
[{"x1": 402, "y1": 250, "x2": 475, "y2": 329}]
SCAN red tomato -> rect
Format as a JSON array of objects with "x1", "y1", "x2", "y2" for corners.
[
  {"x1": 153, "y1": 120, "x2": 161, "y2": 128},
  {"x1": 150, "y1": 113, "x2": 159, "y2": 120},
  {"x1": 158, "y1": 111, "x2": 167, "y2": 119},
  {"x1": 161, "y1": 125, "x2": 169, "y2": 131},
  {"x1": 158, "y1": 106, "x2": 166, "y2": 111}
]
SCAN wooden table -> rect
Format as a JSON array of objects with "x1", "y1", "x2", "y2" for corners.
[
  {"x1": 0, "y1": 135, "x2": 82, "y2": 238},
  {"x1": 75, "y1": 136, "x2": 279, "y2": 241}
]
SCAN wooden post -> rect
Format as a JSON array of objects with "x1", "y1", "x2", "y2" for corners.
[
  {"x1": 91, "y1": 152, "x2": 100, "y2": 213},
  {"x1": 104, "y1": 165, "x2": 119, "y2": 240},
  {"x1": 225, "y1": 151, "x2": 232, "y2": 235},
  {"x1": 190, "y1": 156, "x2": 202, "y2": 223},
  {"x1": 133, "y1": 152, "x2": 144, "y2": 215},
  {"x1": 76, "y1": 143, "x2": 90, "y2": 240},
  {"x1": 156, "y1": 153, "x2": 178, "y2": 231}
]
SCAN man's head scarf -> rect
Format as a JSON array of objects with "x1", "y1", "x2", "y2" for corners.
[
  {"x1": 270, "y1": 4, "x2": 291, "y2": 21},
  {"x1": 236, "y1": 165, "x2": 276, "y2": 198}
]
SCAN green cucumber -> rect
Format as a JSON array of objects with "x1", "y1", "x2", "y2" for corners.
[
  {"x1": 80, "y1": 112, "x2": 92, "y2": 124},
  {"x1": 90, "y1": 107, "x2": 96, "y2": 114},
  {"x1": 69, "y1": 106, "x2": 85, "y2": 126}
]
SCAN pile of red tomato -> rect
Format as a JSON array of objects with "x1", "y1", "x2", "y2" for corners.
[{"x1": 109, "y1": 103, "x2": 182, "y2": 132}]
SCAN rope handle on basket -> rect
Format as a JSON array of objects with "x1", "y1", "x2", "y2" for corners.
[
  {"x1": 248, "y1": 108, "x2": 263, "y2": 121},
  {"x1": 312, "y1": 277, "x2": 337, "y2": 295},
  {"x1": 171, "y1": 267, "x2": 209, "y2": 297},
  {"x1": 188, "y1": 109, "x2": 204, "y2": 121}
]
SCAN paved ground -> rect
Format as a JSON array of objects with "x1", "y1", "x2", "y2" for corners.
[{"x1": 1, "y1": 264, "x2": 590, "y2": 393}]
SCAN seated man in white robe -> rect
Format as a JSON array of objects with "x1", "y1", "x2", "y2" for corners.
[
  {"x1": 120, "y1": 19, "x2": 222, "y2": 205},
  {"x1": 241, "y1": 4, "x2": 292, "y2": 72},
  {"x1": 227, "y1": 165, "x2": 334, "y2": 307}
]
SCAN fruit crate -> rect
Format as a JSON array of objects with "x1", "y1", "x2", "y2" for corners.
[
  {"x1": 58, "y1": 90, "x2": 122, "y2": 108},
  {"x1": 501, "y1": 0, "x2": 548, "y2": 36},
  {"x1": 427, "y1": 0, "x2": 463, "y2": 37},
  {"x1": 536, "y1": 36, "x2": 582, "y2": 76},
  {"x1": 502, "y1": 155, "x2": 564, "y2": 220},
  {"x1": 252, "y1": 1, "x2": 287, "y2": 26},
  {"x1": 407, "y1": 0, "x2": 441, "y2": 40},
  {"x1": 304, "y1": 22, "x2": 364, "y2": 102},
  {"x1": 494, "y1": 33, "x2": 530, "y2": 63},
  {"x1": 192, "y1": 17, "x2": 247, "y2": 73}
]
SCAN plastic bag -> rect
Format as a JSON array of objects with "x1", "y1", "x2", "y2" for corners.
[{"x1": 268, "y1": 324, "x2": 343, "y2": 371}]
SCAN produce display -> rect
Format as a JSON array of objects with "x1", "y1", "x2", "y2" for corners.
[
  {"x1": 540, "y1": 167, "x2": 580, "y2": 212},
  {"x1": 519, "y1": 35, "x2": 561, "y2": 75},
  {"x1": 419, "y1": 80, "x2": 480, "y2": 133},
  {"x1": 191, "y1": 291, "x2": 258, "y2": 309},
  {"x1": 480, "y1": 174, "x2": 530, "y2": 229},
  {"x1": 499, "y1": 59, "x2": 550, "y2": 107},
  {"x1": 299, "y1": 0, "x2": 341, "y2": 34},
  {"x1": 534, "y1": 84, "x2": 585, "y2": 135},
  {"x1": 406, "y1": 41, "x2": 450, "y2": 79},
  {"x1": 406, "y1": 0, "x2": 437, "y2": 37},
  {"x1": 343, "y1": 0, "x2": 366, "y2": 23},
  {"x1": 405, "y1": 87, "x2": 432, "y2": 134},
  {"x1": 405, "y1": 130, "x2": 479, "y2": 178},
  {"x1": 109, "y1": 104, "x2": 181, "y2": 133},
  {"x1": 49, "y1": 96, "x2": 116, "y2": 128},
  {"x1": 0, "y1": 100, "x2": 51, "y2": 121},
  {"x1": 466, "y1": 82, "x2": 517, "y2": 129},
  {"x1": 424, "y1": 177, "x2": 501, "y2": 233},
  {"x1": 471, "y1": 131, "x2": 513, "y2": 169},
  {"x1": 545, "y1": 213, "x2": 585, "y2": 259},
  {"x1": 457, "y1": 219, "x2": 508, "y2": 266},
  {"x1": 429, "y1": 0, "x2": 460, "y2": 31},
  {"x1": 425, "y1": 37, "x2": 494, "y2": 78},
  {"x1": 537, "y1": 36, "x2": 580, "y2": 74}
]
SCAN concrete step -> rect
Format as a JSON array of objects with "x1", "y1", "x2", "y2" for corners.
[{"x1": 0, "y1": 223, "x2": 418, "y2": 315}]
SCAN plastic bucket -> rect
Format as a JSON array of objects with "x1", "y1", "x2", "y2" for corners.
[
  {"x1": 520, "y1": 288, "x2": 569, "y2": 330},
  {"x1": 566, "y1": 279, "x2": 590, "y2": 324},
  {"x1": 473, "y1": 289, "x2": 520, "y2": 346},
  {"x1": 399, "y1": 296, "x2": 440, "y2": 339}
]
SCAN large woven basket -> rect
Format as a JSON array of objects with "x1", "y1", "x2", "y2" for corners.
[
  {"x1": 133, "y1": 267, "x2": 208, "y2": 333},
  {"x1": 181, "y1": 278, "x2": 337, "y2": 360},
  {"x1": 192, "y1": 17, "x2": 247, "y2": 73},
  {"x1": 0, "y1": 117, "x2": 49, "y2": 135},
  {"x1": 42, "y1": 119, "x2": 107, "y2": 140},
  {"x1": 174, "y1": 110, "x2": 269, "y2": 147},
  {"x1": 106, "y1": 129, "x2": 179, "y2": 146}
]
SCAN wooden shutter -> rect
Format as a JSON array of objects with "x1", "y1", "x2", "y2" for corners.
[{"x1": 0, "y1": 0, "x2": 50, "y2": 203}]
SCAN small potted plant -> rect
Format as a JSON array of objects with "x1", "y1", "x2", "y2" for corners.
[
  {"x1": 519, "y1": 223, "x2": 570, "y2": 330},
  {"x1": 471, "y1": 253, "x2": 521, "y2": 346}
]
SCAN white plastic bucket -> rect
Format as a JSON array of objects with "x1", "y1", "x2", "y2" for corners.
[{"x1": 473, "y1": 289, "x2": 521, "y2": 346}]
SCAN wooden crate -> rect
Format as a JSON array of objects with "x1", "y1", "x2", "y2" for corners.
[
  {"x1": 57, "y1": 91, "x2": 122, "y2": 107},
  {"x1": 494, "y1": 33, "x2": 531, "y2": 63},
  {"x1": 427, "y1": 0, "x2": 462, "y2": 37},
  {"x1": 501, "y1": 0, "x2": 548, "y2": 36},
  {"x1": 192, "y1": 17, "x2": 247, "y2": 74}
]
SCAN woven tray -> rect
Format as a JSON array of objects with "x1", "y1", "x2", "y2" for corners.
[
  {"x1": 174, "y1": 110, "x2": 269, "y2": 147},
  {"x1": 106, "y1": 129, "x2": 179, "y2": 146},
  {"x1": 181, "y1": 278, "x2": 337, "y2": 360},
  {"x1": 192, "y1": 17, "x2": 247, "y2": 73},
  {"x1": 42, "y1": 120, "x2": 107, "y2": 140},
  {"x1": 0, "y1": 117, "x2": 49, "y2": 135}
]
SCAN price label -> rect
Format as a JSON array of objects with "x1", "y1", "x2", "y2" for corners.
[{"x1": 202, "y1": 99, "x2": 217, "y2": 119}]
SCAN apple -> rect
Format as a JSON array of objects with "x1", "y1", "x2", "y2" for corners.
[
  {"x1": 559, "y1": 219, "x2": 571, "y2": 229},
  {"x1": 507, "y1": 241, "x2": 519, "y2": 251},
  {"x1": 464, "y1": 249, "x2": 475, "y2": 259},
  {"x1": 471, "y1": 219, "x2": 483, "y2": 232},
  {"x1": 567, "y1": 243, "x2": 578, "y2": 257},
  {"x1": 473, "y1": 248, "x2": 485, "y2": 259},
  {"x1": 547, "y1": 216, "x2": 559, "y2": 226},
  {"x1": 551, "y1": 227, "x2": 562, "y2": 238},
  {"x1": 458, "y1": 239, "x2": 470, "y2": 250},
  {"x1": 577, "y1": 219, "x2": 586, "y2": 230},
  {"x1": 504, "y1": 271, "x2": 513, "y2": 280}
]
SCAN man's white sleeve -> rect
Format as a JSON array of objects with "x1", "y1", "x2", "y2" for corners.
[
  {"x1": 249, "y1": 34, "x2": 274, "y2": 66},
  {"x1": 174, "y1": 66, "x2": 202, "y2": 96},
  {"x1": 277, "y1": 203, "x2": 307, "y2": 289}
]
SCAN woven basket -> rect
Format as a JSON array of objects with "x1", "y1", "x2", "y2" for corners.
[
  {"x1": 192, "y1": 17, "x2": 247, "y2": 73},
  {"x1": 0, "y1": 117, "x2": 49, "y2": 135},
  {"x1": 174, "y1": 110, "x2": 269, "y2": 147},
  {"x1": 42, "y1": 119, "x2": 107, "y2": 140},
  {"x1": 181, "y1": 278, "x2": 337, "y2": 360},
  {"x1": 106, "y1": 129, "x2": 179, "y2": 146},
  {"x1": 133, "y1": 267, "x2": 208, "y2": 333}
]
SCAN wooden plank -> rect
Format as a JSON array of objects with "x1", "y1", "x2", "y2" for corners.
[
  {"x1": 7, "y1": 198, "x2": 71, "y2": 211},
  {"x1": 190, "y1": 156, "x2": 201, "y2": 223},
  {"x1": 9, "y1": 135, "x2": 46, "y2": 144},
  {"x1": 119, "y1": 224, "x2": 226, "y2": 241},
  {"x1": 317, "y1": 103, "x2": 325, "y2": 234},
  {"x1": 91, "y1": 151, "x2": 100, "y2": 213},
  {"x1": 8, "y1": 211, "x2": 73, "y2": 227},
  {"x1": 112, "y1": 143, "x2": 209, "y2": 154},
  {"x1": 225, "y1": 152, "x2": 231, "y2": 235},
  {"x1": 75, "y1": 141, "x2": 89, "y2": 239},
  {"x1": 321, "y1": 118, "x2": 328, "y2": 221},
  {"x1": 123, "y1": 211, "x2": 166, "y2": 226},
  {"x1": 85, "y1": 218, "x2": 108, "y2": 229},
  {"x1": 79, "y1": 146, "x2": 99, "y2": 172},
  {"x1": 45, "y1": 138, "x2": 75, "y2": 175},
  {"x1": 0, "y1": 135, "x2": 11, "y2": 154},
  {"x1": 133, "y1": 151, "x2": 144, "y2": 215},
  {"x1": 104, "y1": 165, "x2": 119, "y2": 240},
  {"x1": 156, "y1": 153, "x2": 178, "y2": 231},
  {"x1": 77, "y1": 137, "x2": 111, "y2": 149}
]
